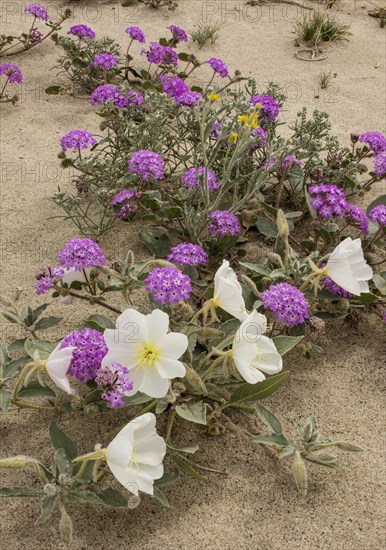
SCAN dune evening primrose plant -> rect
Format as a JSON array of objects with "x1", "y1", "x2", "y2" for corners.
[
  {"x1": 105, "y1": 413, "x2": 166, "y2": 495},
  {"x1": 326, "y1": 237, "x2": 373, "y2": 296},
  {"x1": 45, "y1": 342, "x2": 76, "y2": 396},
  {"x1": 232, "y1": 311, "x2": 283, "y2": 383},
  {"x1": 211, "y1": 260, "x2": 248, "y2": 321},
  {"x1": 102, "y1": 309, "x2": 188, "y2": 398}
]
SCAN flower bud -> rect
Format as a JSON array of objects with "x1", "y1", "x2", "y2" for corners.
[
  {"x1": 127, "y1": 493, "x2": 141, "y2": 510},
  {"x1": 0, "y1": 455, "x2": 39, "y2": 469},
  {"x1": 184, "y1": 367, "x2": 208, "y2": 396},
  {"x1": 308, "y1": 316, "x2": 326, "y2": 332},
  {"x1": 43, "y1": 483, "x2": 57, "y2": 497},
  {"x1": 84, "y1": 403, "x2": 99, "y2": 416},
  {"x1": 59, "y1": 505, "x2": 73, "y2": 546},
  {"x1": 292, "y1": 451, "x2": 307, "y2": 496},
  {"x1": 350, "y1": 132, "x2": 359, "y2": 144},
  {"x1": 276, "y1": 209, "x2": 289, "y2": 239},
  {"x1": 0, "y1": 295, "x2": 14, "y2": 307}
]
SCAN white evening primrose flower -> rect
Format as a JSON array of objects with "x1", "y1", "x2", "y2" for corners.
[
  {"x1": 232, "y1": 310, "x2": 282, "y2": 383},
  {"x1": 213, "y1": 260, "x2": 248, "y2": 321},
  {"x1": 106, "y1": 412, "x2": 166, "y2": 495},
  {"x1": 45, "y1": 342, "x2": 76, "y2": 395},
  {"x1": 326, "y1": 237, "x2": 373, "y2": 296},
  {"x1": 102, "y1": 308, "x2": 188, "y2": 398}
]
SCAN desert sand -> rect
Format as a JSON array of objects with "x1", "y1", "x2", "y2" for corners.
[{"x1": 0, "y1": 0, "x2": 385, "y2": 548}]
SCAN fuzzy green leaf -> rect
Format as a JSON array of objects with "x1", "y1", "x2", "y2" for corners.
[
  {"x1": 228, "y1": 371, "x2": 290, "y2": 406},
  {"x1": 49, "y1": 422, "x2": 78, "y2": 460},
  {"x1": 175, "y1": 402, "x2": 207, "y2": 425},
  {"x1": 273, "y1": 335, "x2": 304, "y2": 356},
  {"x1": 255, "y1": 404, "x2": 283, "y2": 435}
]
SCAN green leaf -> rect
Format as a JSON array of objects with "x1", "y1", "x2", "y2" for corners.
[
  {"x1": 18, "y1": 381, "x2": 55, "y2": 399},
  {"x1": 96, "y1": 488, "x2": 128, "y2": 509},
  {"x1": 7, "y1": 339, "x2": 26, "y2": 354},
  {"x1": 239, "y1": 262, "x2": 271, "y2": 277},
  {"x1": 45, "y1": 85, "x2": 62, "y2": 95},
  {"x1": 175, "y1": 402, "x2": 207, "y2": 425},
  {"x1": 36, "y1": 496, "x2": 56, "y2": 524},
  {"x1": 255, "y1": 404, "x2": 282, "y2": 435},
  {"x1": 366, "y1": 194, "x2": 386, "y2": 214},
  {"x1": 250, "y1": 434, "x2": 290, "y2": 448},
  {"x1": 84, "y1": 314, "x2": 115, "y2": 331},
  {"x1": 153, "y1": 487, "x2": 170, "y2": 507},
  {"x1": 0, "y1": 388, "x2": 11, "y2": 412},
  {"x1": 167, "y1": 444, "x2": 199, "y2": 455},
  {"x1": 273, "y1": 335, "x2": 304, "y2": 356},
  {"x1": 48, "y1": 422, "x2": 78, "y2": 460},
  {"x1": 304, "y1": 453, "x2": 340, "y2": 469},
  {"x1": 68, "y1": 490, "x2": 103, "y2": 505},
  {"x1": 256, "y1": 218, "x2": 278, "y2": 238},
  {"x1": 154, "y1": 468, "x2": 180, "y2": 487},
  {"x1": 228, "y1": 371, "x2": 290, "y2": 406},
  {"x1": 3, "y1": 355, "x2": 30, "y2": 380},
  {"x1": 34, "y1": 317, "x2": 62, "y2": 330},
  {"x1": 123, "y1": 392, "x2": 153, "y2": 406},
  {"x1": 0, "y1": 487, "x2": 41, "y2": 497},
  {"x1": 372, "y1": 274, "x2": 386, "y2": 295},
  {"x1": 54, "y1": 448, "x2": 71, "y2": 476},
  {"x1": 358, "y1": 293, "x2": 379, "y2": 306},
  {"x1": 178, "y1": 52, "x2": 190, "y2": 61},
  {"x1": 139, "y1": 227, "x2": 171, "y2": 258},
  {"x1": 160, "y1": 206, "x2": 182, "y2": 219},
  {"x1": 24, "y1": 339, "x2": 54, "y2": 361},
  {"x1": 172, "y1": 456, "x2": 207, "y2": 481}
]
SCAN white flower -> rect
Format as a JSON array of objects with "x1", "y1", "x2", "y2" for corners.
[
  {"x1": 106, "y1": 412, "x2": 166, "y2": 495},
  {"x1": 45, "y1": 342, "x2": 76, "y2": 395},
  {"x1": 60, "y1": 268, "x2": 90, "y2": 305},
  {"x1": 232, "y1": 310, "x2": 282, "y2": 384},
  {"x1": 327, "y1": 237, "x2": 373, "y2": 295},
  {"x1": 213, "y1": 260, "x2": 248, "y2": 321},
  {"x1": 102, "y1": 308, "x2": 188, "y2": 398}
]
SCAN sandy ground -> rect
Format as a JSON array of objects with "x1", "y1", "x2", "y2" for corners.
[{"x1": 0, "y1": 0, "x2": 385, "y2": 548}]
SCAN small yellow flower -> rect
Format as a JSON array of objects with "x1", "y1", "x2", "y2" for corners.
[
  {"x1": 208, "y1": 92, "x2": 220, "y2": 102},
  {"x1": 237, "y1": 113, "x2": 259, "y2": 129},
  {"x1": 228, "y1": 132, "x2": 238, "y2": 143}
]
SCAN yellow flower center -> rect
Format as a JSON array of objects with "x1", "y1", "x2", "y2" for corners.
[
  {"x1": 135, "y1": 342, "x2": 160, "y2": 368},
  {"x1": 211, "y1": 297, "x2": 220, "y2": 308}
]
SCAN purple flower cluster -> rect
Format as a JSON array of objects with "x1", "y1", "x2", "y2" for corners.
[
  {"x1": 0, "y1": 64, "x2": 23, "y2": 84},
  {"x1": 208, "y1": 210, "x2": 241, "y2": 237},
  {"x1": 182, "y1": 167, "x2": 219, "y2": 192},
  {"x1": 60, "y1": 328, "x2": 108, "y2": 382},
  {"x1": 30, "y1": 28, "x2": 43, "y2": 42},
  {"x1": 91, "y1": 53, "x2": 118, "y2": 71},
  {"x1": 260, "y1": 282, "x2": 309, "y2": 327},
  {"x1": 167, "y1": 243, "x2": 208, "y2": 267},
  {"x1": 144, "y1": 42, "x2": 178, "y2": 66},
  {"x1": 167, "y1": 25, "x2": 188, "y2": 43},
  {"x1": 373, "y1": 152, "x2": 386, "y2": 178},
  {"x1": 369, "y1": 204, "x2": 386, "y2": 225},
  {"x1": 126, "y1": 90, "x2": 143, "y2": 106},
  {"x1": 250, "y1": 95, "x2": 280, "y2": 121},
  {"x1": 359, "y1": 132, "x2": 386, "y2": 154},
  {"x1": 207, "y1": 58, "x2": 228, "y2": 78},
  {"x1": 212, "y1": 121, "x2": 222, "y2": 139},
  {"x1": 58, "y1": 238, "x2": 106, "y2": 271},
  {"x1": 25, "y1": 3, "x2": 49, "y2": 21},
  {"x1": 251, "y1": 127, "x2": 267, "y2": 146},
  {"x1": 34, "y1": 267, "x2": 64, "y2": 295},
  {"x1": 145, "y1": 266, "x2": 192, "y2": 305},
  {"x1": 60, "y1": 130, "x2": 96, "y2": 152},
  {"x1": 95, "y1": 362, "x2": 133, "y2": 408},
  {"x1": 160, "y1": 76, "x2": 201, "y2": 106},
  {"x1": 279, "y1": 156, "x2": 302, "y2": 172},
  {"x1": 125, "y1": 26, "x2": 146, "y2": 43},
  {"x1": 90, "y1": 85, "x2": 142, "y2": 108},
  {"x1": 177, "y1": 91, "x2": 202, "y2": 106},
  {"x1": 308, "y1": 184, "x2": 348, "y2": 219},
  {"x1": 128, "y1": 150, "x2": 164, "y2": 180},
  {"x1": 111, "y1": 189, "x2": 140, "y2": 219},
  {"x1": 343, "y1": 204, "x2": 369, "y2": 235},
  {"x1": 67, "y1": 24, "x2": 95, "y2": 40},
  {"x1": 321, "y1": 275, "x2": 353, "y2": 298}
]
